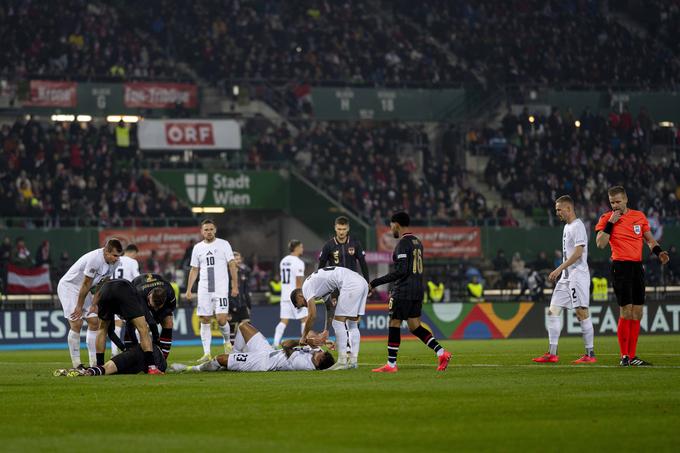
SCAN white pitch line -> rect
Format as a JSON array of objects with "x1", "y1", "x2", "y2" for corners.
[{"x1": 362, "y1": 363, "x2": 680, "y2": 369}]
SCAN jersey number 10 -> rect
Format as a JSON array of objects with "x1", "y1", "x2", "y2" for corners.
[{"x1": 207, "y1": 256, "x2": 215, "y2": 266}]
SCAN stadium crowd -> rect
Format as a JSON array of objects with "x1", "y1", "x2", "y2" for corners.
[
  {"x1": 0, "y1": 117, "x2": 190, "y2": 227},
  {"x1": 0, "y1": 0, "x2": 177, "y2": 81},
  {"x1": 473, "y1": 105, "x2": 680, "y2": 226}
]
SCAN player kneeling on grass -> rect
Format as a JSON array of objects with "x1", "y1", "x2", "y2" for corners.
[
  {"x1": 533, "y1": 196, "x2": 596, "y2": 364},
  {"x1": 170, "y1": 322, "x2": 335, "y2": 372},
  {"x1": 94, "y1": 279, "x2": 167, "y2": 374}
]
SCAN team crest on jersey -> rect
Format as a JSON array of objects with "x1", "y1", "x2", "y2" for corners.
[
  {"x1": 146, "y1": 273, "x2": 154, "y2": 282},
  {"x1": 633, "y1": 225, "x2": 641, "y2": 235},
  {"x1": 348, "y1": 247, "x2": 355, "y2": 256}
]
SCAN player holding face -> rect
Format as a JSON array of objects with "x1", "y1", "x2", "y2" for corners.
[
  {"x1": 533, "y1": 196, "x2": 595, "y2": 364},
  {"x1": 170, "y1": 322, "x2": 335, "y2": 372},
  {"x1": 185, "y1": 219, "x2": 239, "y2": 363}
]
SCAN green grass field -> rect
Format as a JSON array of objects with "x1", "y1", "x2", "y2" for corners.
[{"x1": 1, "y1": 335, "x2": 680, "y2": 452}]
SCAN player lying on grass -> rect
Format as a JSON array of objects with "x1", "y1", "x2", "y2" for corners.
[
  {"x1": 55, "y1": 343, "x2": 168, "y2": 377},
  {"x1": 169, "y1": 322, "x2": 336, "y2": 372}
]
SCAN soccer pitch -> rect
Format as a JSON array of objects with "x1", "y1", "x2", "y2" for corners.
[{"x1": 1, "y1": 336, "x2": 679, "y2": 452}]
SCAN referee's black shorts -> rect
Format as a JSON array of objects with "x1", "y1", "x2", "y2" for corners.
[
  {"x1": 611, "y1": 260, "x2": 645, "y2": 306},
  {"x1": 111, "y1": 345, "x2": 167, "y2": 374},
  {"x1": 389, "y1": 297, "x2": 423, "y2": 320}
]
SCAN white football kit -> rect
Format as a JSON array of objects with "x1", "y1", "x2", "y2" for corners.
[
  {"x1": 191, "y1": 238, "x2": 234, "y2": 316},
  {"x1": 279, "y1": 254, "x2": 307, "y2": 320},
  {"x1": 225, "y1": 330, "x2": 317, "y2": 372},
  {"x1": 302, "y1": 266, "x2": 368, "y2": 317},
  {"x1": 115, "y1": 256, "x2": 141, "y2": 281},
  {"x1": 57, "y1": 248, "x2": 119, "y2": 319},
  {"x1": 551, "y1": 218, "x2": 590, "y2": 309}
]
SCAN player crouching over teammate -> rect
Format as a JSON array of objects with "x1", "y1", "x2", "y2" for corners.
[{"x1": 170, "y1": 322, "x2": 335, "y2": 372}]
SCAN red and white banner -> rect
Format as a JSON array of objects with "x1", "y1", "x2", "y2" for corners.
[
  {"x1": 377, "y1": 226, "x2": 482, "y2": 258},
  {"x1": 124, "y1": 82, "x2": 198, "y2": 109},
  {"x1": 138, "y1": 119, "x2": 241, "y2": 150},
  {"x1": 99, "y1": 227, "x2": 201, "y2": 262},
  {"x1": 23, "y1": 80, "x2": 77, "y2": 107},
  {"x1": 6, "y1": 264, "x2": 52, "y2": 294}
]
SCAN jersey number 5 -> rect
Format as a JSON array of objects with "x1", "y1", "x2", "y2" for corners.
[{"x1": 412, "y1": 249, "x2": 423, "y2": 274}]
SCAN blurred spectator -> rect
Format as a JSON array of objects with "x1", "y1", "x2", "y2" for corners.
[
  {"x1": 511, "y1": 252, "x2": 526, "y2": 280},
  {"x1": 11, "y1": 237, "x2": 32, "y2": 267},
  {"x1": 146, "y1": 250, "x2": 161, "y2": 274},
  {"x1": 532, "y1": 251, "x2": 551, "y2": 271},
  {"x1": 35, "y1": 240, "x2": 51, "y2": 267}
]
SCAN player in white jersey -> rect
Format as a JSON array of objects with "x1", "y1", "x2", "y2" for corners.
[
  {"x1": 533, "y1": 195, "x2": 595, "y2": 364},
  {"x1": 291, "y1": 266, "x2": 369, "y2": 370},
  {"x1": 169, "y1": 322, "x2": 335, "y2": 373},
  {"x1": 273, "y1": 240, "x2": 307, "y2": 347},
  {"x1": 57, "y1": 239, "x2": 123, "y2": 369},
  {"x1": 111, "y1": 244, "x2": 141, "y2": 356},
  {"x1": 185, "y1": 219, "x2": 239, "y2": 363}
]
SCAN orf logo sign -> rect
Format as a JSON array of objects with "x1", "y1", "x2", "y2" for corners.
[
  {"x1": 185, "y1": 173, "x2": 208, "y2": 204},
  {"x1": 165, "y1": 123, "x2": 215, "y2": 146}
]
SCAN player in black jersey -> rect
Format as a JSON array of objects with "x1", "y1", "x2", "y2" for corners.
[
  {"x1": 91, "y1": 278, "x2": 166, "y2": 374},
  {"x1": 369, "y1": 212, "x2": 451, "y2": 372},
  {"x1": 318, "y1": 216, "x2": 369, "y2": 281},
  {"x1": 228, "y1": 252, "x2": 252, "y2": 344},
  {"x1": 132, "y1": 273, "x2": 176, "y2": 359}
]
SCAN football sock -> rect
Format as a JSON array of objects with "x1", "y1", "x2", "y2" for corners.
[
  {"x1": 580, "y1": 318, "x2": 594, "y2": 356},
  {"x1": 332, "y1": 319, "x2": 349, "y2": 361},
  {"x1": 67, "y1": 329, "x2": 81, "y2": 368},
  {"x1": 143, "y1": 351, "x2": 154, "y2": 369},
  {"x1": 159, "y1": 327, "x2": 173, "y2": 359},
  {"x1": 387, "y1": 326, "x2": 401, "y2": 367},
  {"x1": 617, "y1": 318, "x2": 630, "y2": 358},
  {"x1": 199, "y1": 358, "x2": 221, "y2": 372},
  {"x1": 219, "y1": 323, "x2": 231, "y2": 345},
  {"x1": 548, "y1": 315, "x2": 561, "y2": 356},
  {"x1": 411, "y1": 325, "x2": 444, "y2": 356},
  {"x1": 111, "y1": 326, "x2": 123, "y2": 355},
  {"x1": 87, "y1": 366, "x2": 106, "y2": 376},
  {"x1": 96, "y1": 353, "x2": 105, "y2": 366},
  {"x1": 346, "y1": 320, "x2": 360, "y2": 359},
  {"x1": 629, "y1": 319, "x2": 641, "y2": 358},
  {"x1": 229, "y1": 322, "x2": 237, "y2": 345},
  {"x1": 273, "y1": 322, "x2": 286, "y2": 346},
  {"x1": 233, "y1": 329, "x2": 246, "y2": 352},
  {"x1": 86, "y1": 329, "x2": 97, "y2": 367},
  {"x1": 200, "y1": 323, "x2": 212, "y2": 356}
]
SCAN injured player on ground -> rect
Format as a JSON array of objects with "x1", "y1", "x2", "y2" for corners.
[{"x1": 170, "y1": 322, "x2": 335, "y2": 372}]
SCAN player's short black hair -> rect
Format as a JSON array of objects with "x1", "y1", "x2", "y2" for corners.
[
  {"x1": 288, "y1": 239, "x2": 302, "y2": 252},
  {"x1": 316, "y1": 351, "x2": 336, "y2": 370},
  {"x1": 390, "y1": 211, "x2": 410, "y2": 227},
  {"x1": 105, "y1": 238, "x2": 123, "y2": 253},
  {"x1": 201, "y1": 218, "x2": 216, "y2": 227},
  {"x1": 289, "y1": 288, "x2": 303, "y2": 307},
  {"x1": 150, "y1": 287, "x2": 166, "y2": 308},
  {"x1": 125, "y1": 243, "x2": 139, "y2": 253},
  {"x1": 334, "y1": 216, "x2": 349, "y2": 226}
]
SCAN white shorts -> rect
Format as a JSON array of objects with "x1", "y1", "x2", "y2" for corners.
[
  {"x1": 551, "y1": 275, "x2": 590, "y2": 309},
  {"x1": 280, "y1": 299, "x2": 308, "y2": 320},
  {"x1": 227, "y1": 332, "x2": 275, "y2": 371},
  {"x1": 57, "y1": 281, "x2": 96, "y2": 320},
  {"x1": 335, "y1": 281, "x2": 369, "y2": 317},
  {"x1": 197, "y1": 292, "x2": 229, "y2": 317}
]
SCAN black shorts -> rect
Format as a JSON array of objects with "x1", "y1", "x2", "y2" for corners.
[
  {"x1": 611, "y1": 261, "x2": 645, "y2": 306},
  {"x1": 389, "y1": 297, "x2": 423, "y2": 320},
  {"x1": 229, "y1": 305, "x2": 251, "y2": 323},
  {"x1": 111, "y1": 344, "x2": 167, "y2": 374},
  {"x1": 98, "y1": 280, "x2": 146, "y2": 321}
]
